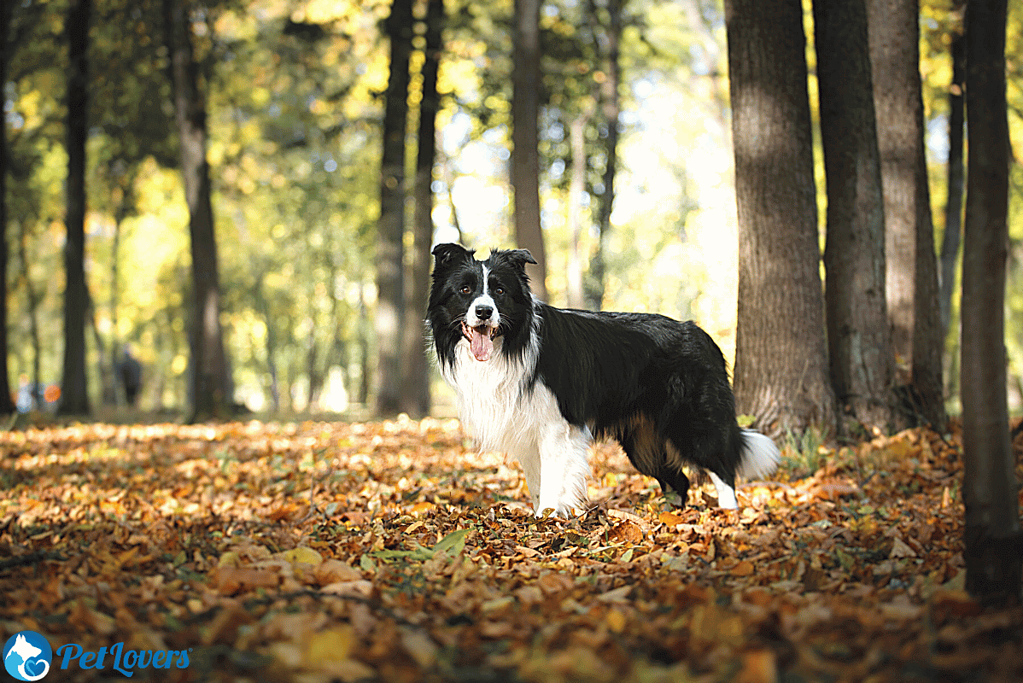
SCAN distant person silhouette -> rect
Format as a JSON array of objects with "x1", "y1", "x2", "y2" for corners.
[{"x1": 118, "y1": 346, "x2": 142, "y2": 407}]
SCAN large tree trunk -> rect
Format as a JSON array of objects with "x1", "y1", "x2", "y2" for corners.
[
  {"x1": 725, "y1": 0, "x2": 836, "y2": 436},
  {"x1": 585, "y1": 0, "x2": 621, "y2": 311},
  {"x1": 0, "y1": 1, "x2": 16, "y2": 415},
  {"x1": 58, "y1": 0, "x2": 92, "y2": 417},
  {"x1": 375, "y1": 0, "x2": 413, "y2": 416},
  {"x1": 960, "y1": 0, "x2": 1022, "y2": 605},
  {"x1": 866, "y1": 0, "x2": 945, "y2": 428},
  {"x1": 814, "y1": 0, "x2": 896, "y2": 431},
  {"x1": 399, "y1": 0, "x2": 444, "y2": 418},
  {"x1": 939, "y1": 9, "x2": 966, "y2": 339},
  {"x1": 511, "y1": 0, "x2": 548, "y2": 300},
  {"x1": 165, "y1": 0, "x2": 232, "y2": 421}
]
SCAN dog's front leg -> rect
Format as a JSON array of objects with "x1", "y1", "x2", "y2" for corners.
[
  {"x1": 512, "y1": 443, "x2": 542, "y2": 511},
  {"x1": 534, "y1": 424, "x2": 591, "y2": 517}
]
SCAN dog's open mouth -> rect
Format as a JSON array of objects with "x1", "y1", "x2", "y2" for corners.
[{"x1": 461, "y1": 321, "x2": 500, "y2": 362}]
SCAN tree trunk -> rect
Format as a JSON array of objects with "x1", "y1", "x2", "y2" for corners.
[
  {"x1": 939, "y1": 10, "x2": 966, "y2": 339},
  {"x1": 399, "y1": 0, "x2": 444, "y2": 418},
  {"x1": 17, "y1": 222, "x2": 42, "y2": 402},
  {"x1": 0, "y1": 1, "x2": 16, "y2": 415},
  {"x1": 866, "y1": 0, "x2": 945, "y2": 428},
  {"x1": 814, "y1": 0, "x2": 896, "y2": 431},
  {"x1": 58, "y1": 0, "x2": 92, "y2": 417},
  {"x1": 960, "y1": 0, "x2": 1022, "y2": 605},
  {"x1": 511, "y1": 0, "x2": 548, "y2": 300},
  {"x1": 566, "y1": 107, "x2": 592, "y2": 310},
  {"x1": 725, "y1": 0, "x2": 836, "y2": 436},
  {"x1": 375, "y1": 0, "x2": 414, "y2": 416},
  {"x1": 585, "y1": 0, "x2": 621, "y2": 311},
  {"x1": 164, "y1": 0, "x2": 232, "y2": 422}
]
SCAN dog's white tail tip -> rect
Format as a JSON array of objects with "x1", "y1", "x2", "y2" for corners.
[{"x1": 738, "y1": 429, "x2": 781, "y2": 479}]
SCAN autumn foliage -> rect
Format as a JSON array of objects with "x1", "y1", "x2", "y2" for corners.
[{"x1": 1, "y1": 418, "x2": 1022, "y2": 682}]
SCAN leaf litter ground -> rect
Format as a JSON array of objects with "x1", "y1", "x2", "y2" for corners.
[{"x1": 1, "y1": 418, "x2": 1022, "y2": 682}]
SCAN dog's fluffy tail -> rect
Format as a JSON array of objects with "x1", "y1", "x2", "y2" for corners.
[{"x1": 737, "y1": 429, "x2": 781, "y2": 480}]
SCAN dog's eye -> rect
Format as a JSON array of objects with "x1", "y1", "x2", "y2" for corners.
[
  {"x1": 493, "y1": 286, "x2": 505, "y2": 296},
  {"x1": 459, "y1": 285, "x2": 472, "y2": 295}
]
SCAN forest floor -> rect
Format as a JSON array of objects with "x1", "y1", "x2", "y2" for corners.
[{"x1": 1, "y1": 416, "x2": 1022, "y2": 683}]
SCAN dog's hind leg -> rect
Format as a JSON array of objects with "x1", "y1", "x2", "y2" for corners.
[
  {"x1": 707, "y1": 470, "x2": 738, "y2": 509},
  {"x1": 619, "y1": 421, "x2": 691, "y2": 508}
]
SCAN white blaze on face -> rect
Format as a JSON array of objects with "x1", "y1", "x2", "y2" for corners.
[{"x1": 463, "y1": 265, "x2": 500, "y2": 362}]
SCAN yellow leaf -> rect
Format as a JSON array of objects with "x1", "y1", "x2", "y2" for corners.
[
  {"x1": 217, "y1": 551, "x2": 241, "y2": 568},
  {"x1": 606, "y1": 608, "x2": 627, "y2": 633},
  {"x1": 304, "y1": 626, "x2": 355, "y2": 667},
  {"x1": 282, "y1": 546, "x2": 324, "y2": 566}
]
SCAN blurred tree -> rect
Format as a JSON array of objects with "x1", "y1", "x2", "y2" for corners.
[
  {"x1": 376, "y1": 0, "x2": 414, "y2": 416},
  {"x1": 512, "y1": 0, "x2": 548, "y2": 299},
  {"x1": 939, "y1": 3, "x2": 966, "y2": 340},
  {"x1": 58, "y1": 0, "x2": 92, "y2": 417},
  {"x1": 585, "y1": 0, "x2": 621, "y2": 311},
  {"x1": 164, "y1": 0, "x2": 232, "y2": 421},
  {"x1": 960, "y1": 0, "x2": 1022, "y2": 604},
  {"x1": 866, "y1": 0, "x2": 945, "y2": 428},
  {"x1": 814, "y1": 0, "x2": 895, "y2": 431},
  {"x1": 400, "y1": 0, "x2": 445, "y2": 418},
  {"x1": 725, "y1": 0, "x2": 836, "y2": 436},
  {"x1": 0, "y1": 0, "x2": 16, "y2": 415}
]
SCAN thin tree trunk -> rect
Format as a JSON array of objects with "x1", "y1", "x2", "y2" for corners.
[
  {"x1": 585, "y1": 0, "x2": 621, "y2": 311},
  {"x1": 58, "y1": 0, "x2": 92, "y2": 416},
  {"x1": 0, "y1": 0, "x2": 15, "y2": 414},
  {"x1": 17, "y1": 223, "x2": 42, "y2": 401},
  {"x1": 511, "y1": 0, "x2": 548, "y2": 300},
  {"x1": 939, "y1": 11, "x2": 966, "y2": 338},
  {"x1": 725, "y1": 0, "x2": 837, "y2": 436},
  {"x1": 814, "y1": 0, "x2": 895, "y2": 431},
  {"x1": 566, "y1": 108, "x2": 592, "y2": 310},
  {"x1": 866, "y1": 0, "x2": 945, "y2": 428},
  {"x1": 960, "y1": 0, "x2": 1022, "y2": 604},
  {"x1": 400, "y1": 0, "x2": 443, "y2": 418},
  {"x1": 165, "y1": 0, "x2": 231, "y2": 421},
  {"x1": 375, "y1": 0, "x2": 414, "y2": 416}
]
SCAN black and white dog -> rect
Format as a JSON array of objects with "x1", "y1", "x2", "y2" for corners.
[{"x1": 426, "y1": 243, "x2": 780, "y2": 517}]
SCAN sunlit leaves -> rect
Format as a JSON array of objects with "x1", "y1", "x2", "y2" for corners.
[{"x1": 1, "y1": 419, "x2": 1021, "y2": 681}]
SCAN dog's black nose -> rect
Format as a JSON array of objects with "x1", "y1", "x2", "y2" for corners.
[{"x1": 475, "y1": 304, "x2": 494, "y2": 321}]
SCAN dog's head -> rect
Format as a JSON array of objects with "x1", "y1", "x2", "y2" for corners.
[{"x1": 427, "y1": 244, "x2": 537, "y2": 364}]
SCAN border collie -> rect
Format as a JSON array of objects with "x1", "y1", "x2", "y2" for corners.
[{"x1": 426, "y1": 243, "x2": 780, "y2": 517}]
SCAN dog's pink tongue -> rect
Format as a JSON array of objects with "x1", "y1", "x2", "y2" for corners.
[{"x1": 470, "y1": 328, "x2": 493, "y2": 362}]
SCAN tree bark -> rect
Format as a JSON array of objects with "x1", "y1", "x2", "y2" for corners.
[
  {"x1": 939, "y1": 10, "x2": 966, "y2": 339},
  {"x1": 58, "y1": 0, "x2": 92, "y2": 416},
  {"x1": 866, "y1": 0, "x2": 945, "y2": 428},
  {"x1": 511, "y1": 0, "x2": 548, "y2": 300},
  {"x1": 0, "y1": 0, "x2": 16, "y2": 415},
  {"x1": 375, "y1": 0, "x2": 413, "y2": 416},
  {"x1": 585, "y1": 0, "x2": 621, "y2": 311},
  {"x1": 725, "y1": 0, "x2": 836, "y2": 436},
  {"x1": 814, "y1": 0, "x2": 895, "y2": 431},
  {"x1": 960, "y1": 0, "x2": 1022, "y2": 605},
  {"x1": 399, "y1": 0, "x2": 444, "y2": 418},
  {"x1": 164, "y1": 0, "x2": 232, "y2": 421},
  {"x1": 566, "y1": 107, "x2": 592, "y2": 310}
]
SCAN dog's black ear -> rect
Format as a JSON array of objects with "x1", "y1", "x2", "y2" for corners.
[
  {"x1": 432, "y1": 243, "x2": 474, "y2": 272},
  {"x1": 504, "y1": 249, "x2": 537, "y2": 270}
]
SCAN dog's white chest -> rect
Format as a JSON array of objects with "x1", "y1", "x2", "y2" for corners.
[{"x1": 444, "y1": 343, "x2": 555, "y2": 454}]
